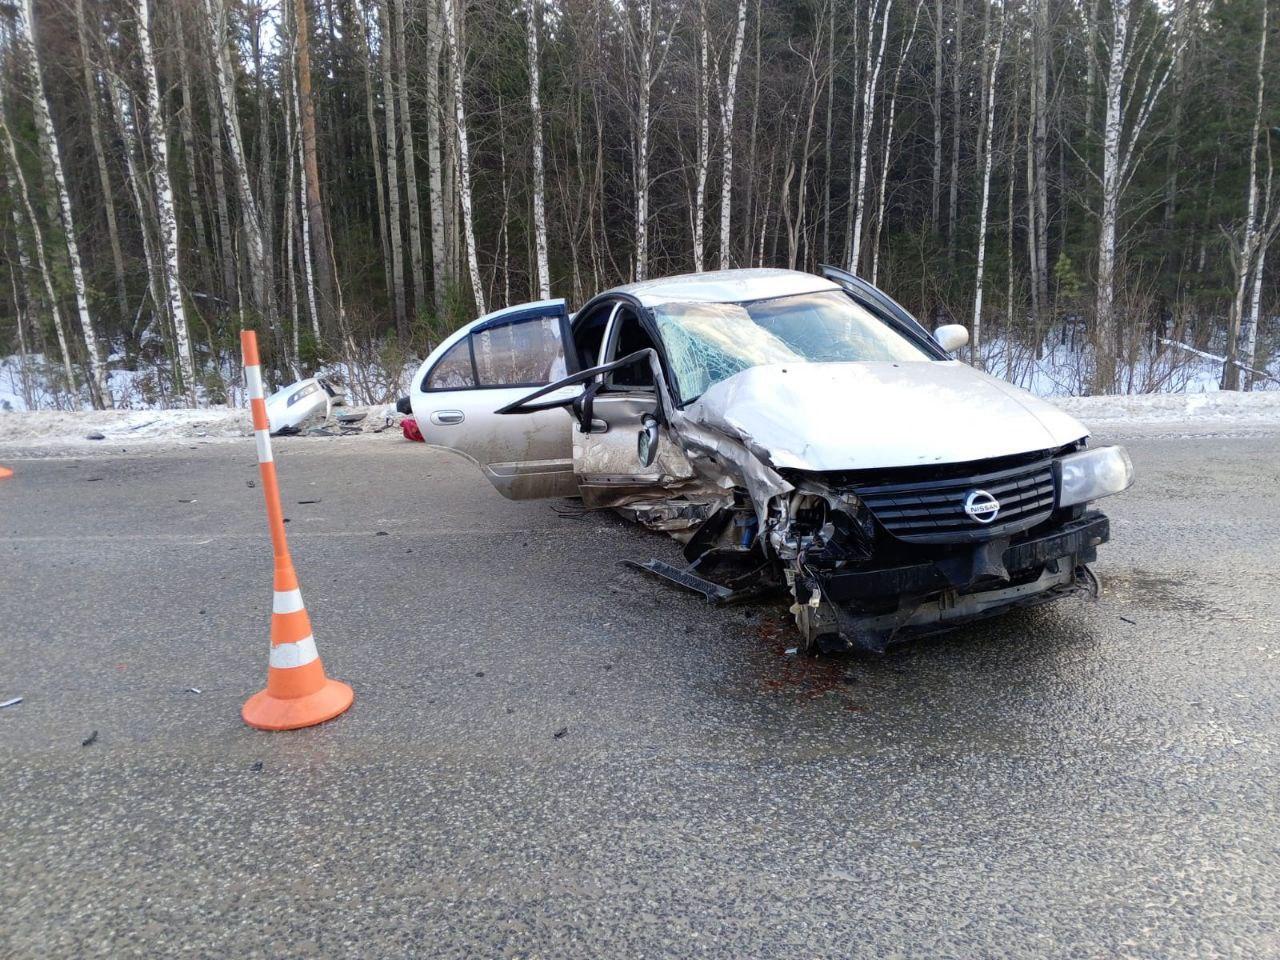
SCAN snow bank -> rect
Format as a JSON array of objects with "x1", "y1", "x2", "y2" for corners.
[
  {"x1": 0, "y1": 404, "x2": 399, "y2": 449},
  {"x1": 1054, "y1": 389, "x2": 1280, "y2": 423}
]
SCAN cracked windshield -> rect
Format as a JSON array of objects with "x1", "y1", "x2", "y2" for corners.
[{"x1": 653, "y1": 290, "x2": 932, "y2": 400}]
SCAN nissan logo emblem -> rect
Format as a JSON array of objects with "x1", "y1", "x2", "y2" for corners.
[{"x1": 963, "y1": 489, "x2": 1001, "y2": 524}]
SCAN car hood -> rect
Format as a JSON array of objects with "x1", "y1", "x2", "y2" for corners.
[{"x1": 683, "y1": 361, "x2": 1087, "y2": 471}]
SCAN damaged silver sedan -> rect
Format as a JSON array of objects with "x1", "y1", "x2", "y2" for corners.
[{"x1": 409, "y1": 268, "x2": 1133, "y2": 653}]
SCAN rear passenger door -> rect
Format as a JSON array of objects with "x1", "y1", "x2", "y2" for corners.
[{"x1": 409, "y1": 300, "x2": 581, "y2": 499}]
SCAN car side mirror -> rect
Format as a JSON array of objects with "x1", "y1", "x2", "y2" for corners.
[
  {"x1": 933, "y1": 324, "x2": 969, "y2": 353},
  {"x1": 637, "y1": 415, "x2": 660, "y2": 467}
]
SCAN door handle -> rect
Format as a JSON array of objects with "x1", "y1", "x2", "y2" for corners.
[{"x1": 430, "y1": 410, "x2": 465, "y2": 425}]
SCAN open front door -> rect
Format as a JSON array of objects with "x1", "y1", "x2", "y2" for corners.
[
  {"x1": 570, "y1": 304, "x2": 696, "y2": 510},
  {"x1": 409, "y1": 300, "x2": 580, "y2": 499}
]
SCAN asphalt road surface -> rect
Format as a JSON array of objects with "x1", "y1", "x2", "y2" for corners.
[{"x1": 3, "y1": 422, "x2": 1279, "y2": 958}]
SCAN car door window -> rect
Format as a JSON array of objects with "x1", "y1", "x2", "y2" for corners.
[
  {"x1": 473, "y1": 317, "x2": 566, "y2": 386},
  {"x1": 423, "y1": 310, "x2": 568, "y2": 392},
  {"x1": 425, "y1": 339, "x2": 476, "y2": 389}
]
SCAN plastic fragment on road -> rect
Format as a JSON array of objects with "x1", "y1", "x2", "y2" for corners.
[{"x1": 0, "y1": 696, "x2": 22, "y2": 708}]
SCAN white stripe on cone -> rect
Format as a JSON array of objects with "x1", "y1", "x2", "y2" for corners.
[
  {"x1": 269, "y1": 635, "x2": 319, "y2": 669},
  {"x1": 273, "y1": 588, "x2": 304, "y2": 614},
  {"x1": 245, "y1": 364, "x2": 264, "y2": 400},
  {"x1": 254, "y1": 429, "x2": 273, "y2": 463}
]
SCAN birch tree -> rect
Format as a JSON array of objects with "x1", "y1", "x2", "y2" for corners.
[
  {"x1": 0, "y1": 104, "x2": 77, "y2": 394},
  {"x1": 633, "y1": 0, "x2": 654, "y2": 282},
  {"x1": 1222, "y1": 0, "x2": 1268, "y2": 390},
  {"x1": 1088, "y1": 0, "x2": 1178, "y2": 392},
  {"x1": 693, "y1": 4, "x2": 711, "y2": 272},
  {"x1": 373, "y1": 0, "x2": 407, "y2": 333},
  {"x1": 441, "y1": 0, "x2": 487, "y2": 314},
  {"x1": 74, "y1": 0, "x2": 127, "y2": 321},
  {"x1": 871, "y1": 0, "x2": 924, "y2": 286},
  {"x1": 203, "y1": 0, "x2": 273, "y2": 325},
  {"x1": 717, "y1": 0, "x2": 748, "y2": 270},
  {"x1": 847, "y1": 0, "x2": 892, "y2": 274},
  {"x1": 423, "y1": 0, "x2": 449, "y2": 311},
  {"x1": 294, "y1": 0, "x2": 339, "y2": 329},
  {"x1": 969, "y1": 3, "x2": 1005, "y2": 364},
  {"x1": 135, "y1": 0, "x2": 197, "y2": 402},
  {"x1": 526, "y1": 0, "x2": 551, "y2": 297},
  {"x1": 394, "y1": 0, "x2": 427, "y2": 312},
  {"x1": 15, "y1": 0, "x2": 109, "y2": 407}
]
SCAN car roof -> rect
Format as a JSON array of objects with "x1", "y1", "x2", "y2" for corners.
[{"x1": 605, "y1": 268, "x2": 840, "y2": 308}]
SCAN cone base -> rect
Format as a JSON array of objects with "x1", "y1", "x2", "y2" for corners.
[{"x1": 242, "y1": 677, "x2": 354, "y2": 731}]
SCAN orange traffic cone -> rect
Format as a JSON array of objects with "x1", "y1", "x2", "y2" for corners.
[
  {"x1": 0, "y1": 466, "x2": 12, "y2": 479},
  {"x1": 240, "y1": 330, "x2": 353, "y2": 731}
]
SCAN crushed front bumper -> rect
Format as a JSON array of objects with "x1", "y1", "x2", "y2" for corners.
[{"x1": 810, "y1": 512, "x2": 1110, "y2": 651}]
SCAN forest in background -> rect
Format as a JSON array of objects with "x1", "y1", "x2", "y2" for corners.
[{"x1": 0, "y1": 0, "x2": 1277, "y2": 410}]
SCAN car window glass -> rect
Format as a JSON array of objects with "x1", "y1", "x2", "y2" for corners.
[
  {"x1": 655, "y1": 290, "x2": 929, "y2": 400},
  {"x1": 425, "y1": 338, "x2": 475, "y2": 389},
  {"x1": 473, "y1": 316, "x2": 567, "y2": 387}
]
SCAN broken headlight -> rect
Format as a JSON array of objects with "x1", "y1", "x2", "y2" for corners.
[{"x1": 1056, "y1": 445, "x2": 1133, "y2": 507}]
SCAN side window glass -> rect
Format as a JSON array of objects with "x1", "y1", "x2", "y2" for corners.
[
  {"x1": 425, "y1": 339, "x2": 475, "y2": 389},
  {"x1": 473, "y1": 317, "x2": 566, "y2": 387}
]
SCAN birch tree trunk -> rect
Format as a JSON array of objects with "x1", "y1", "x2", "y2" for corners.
[
  {"x1": 931, "y1": 0, "x2": 943, "y2": 232},
  {"x1": 693, "y1": 6, "x2": 710, "y2": 272},
  {"x1": 172, "y1": 1, "x2": 215, "y2": 294},
  {"x1": 1090, "y1": 0, "x2": 1177, "y2": 393},
  {"x1": 970, "y1": 7, "x2": 1005, "y2": 367},
  {"x1": 294, "y1": 0, "x2": 338, "y2": 329},
  {"x1": 1094, "y1": 2, "x2": 1128, "y2": 391},
  {"x1": 108, "y1": 76, "x2": 169, "y2": 356},
  {"x1": 634, "y1": 0, "x2": 653, "y2": 282},
  {"x1": 717, "y1": 0, "x2": 748, "y2": 271},
  {"x1": 204, "y1": 0, "x2": 273, "y2": 325},
  {"x1": 872, "y1": 0, "x2": 923, "y2": 286},
  {"x1": 0, "y1": 106, "x2": 77, "y2": 395},
  {"x1": 946, "y1": 0, "x2": 963, "y2": 261},
  {"x1": 200, "y1": 21, "x2": 238, "y2": 307},
  {"x1": 1222, "y1": 0, "x2": 1267, "y2": 390},
  {"x1": 395, "y1": 0, "x2": 427, "y2": 312},
  {"x1": 424, "y1": 0, "x2": 449, "y2": 311},
  {"x1": 526, "y1": 0, "x2": 551, "y2": 297},
  {"x1": 136, "y1": 0, "x2": 197, "y2": 403},
  {"x1": 1029, "y1": 0, "x2": 1050, "y2": 337},
  {"x1": 16, "y1": 0, "x2": 109, "y2": 408},
  {"x1": 287, "y1": 53, "x2": 322, "y2": 345},
  {"x1": 360, "y1": 1, "x2": 394, "y2": 310},
  {"x1": 441, "y1": 0, "x2": 487, "y2": 314},
  {"x1": 848, "y1": 0, "x2": 892, "y2": 274},
  {"x1": 374, "y1": 0, "x2": 407, "y2": 334},
  {"x1": 75, "y1": 0, "x2": 128, "y2": 322}
]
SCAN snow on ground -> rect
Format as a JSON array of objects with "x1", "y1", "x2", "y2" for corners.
[
  {"x1": 0, "y1": 404, "x2": 399, "y2": 449},
  {"x1": 1, "y1": 390, "x2": 1276, "y2": 452},
  {"x1": 1055, "y1": 389, "x2": 1280, "y2": 423}
]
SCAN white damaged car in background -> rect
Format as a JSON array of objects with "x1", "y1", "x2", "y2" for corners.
[{"x1": 409, "y1": 268, "x2": 1133, "y2": 653}]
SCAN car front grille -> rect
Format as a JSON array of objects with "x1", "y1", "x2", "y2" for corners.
[{"x1": 850, "y1": 456, "x2": 1058, "y2": 543}]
